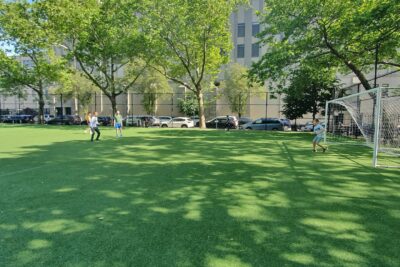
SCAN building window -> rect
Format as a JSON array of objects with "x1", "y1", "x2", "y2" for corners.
[
  {"x1": 252, "y1": 23, "x2": 260, "y2": 37},
  {"x1": 237, "y1": 44, "x2": 245, "y2": 58},
  {"x1": 252, "y1": 43, "x2": 260, "y2": 57},
  {"x1": 237, "y1": 23, "x2": 245, "y2": 37}
]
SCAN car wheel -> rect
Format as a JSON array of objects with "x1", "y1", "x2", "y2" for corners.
[
  {"x1": 246, "y1": 127, "x2": 252, "y2": 130},
  {"x1": 181, "y1": 125, "x2": 188, "y2": 128},
  {"x1": 161, "y1": 124, "x2": 168, "y2": 128},
  {"x1": 272, "y1": 128, "x2": 278, "y2": 131}
]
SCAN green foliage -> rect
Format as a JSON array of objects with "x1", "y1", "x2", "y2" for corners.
[
  {"x1": 282, "y1": 93, "x2": 308, "y2": 121},
  {"x1": 251, "y1": 0, "x2": 400, "y2": 90},
  {"x1": 222, "y1": 63, "x2": 263, "y2": 117},
  {"x1": 52, "y1": 70, "x2": 99, "y2": 112},
  {"x1": 44, "y1": 0, "x2": 148, "y2": 114},
  {"x1": 141, "y1": 0, "x2": 249, "y2": 127},
  {"x1": 281, "y1": 64, "x2": 339, "y2": 120},
  {"x1": 133, "y1": 68, "x2": 172, "y2": 115},
  {"x1": 0, "y1": 0, "x2": 68, "y2": 123},
  {"x1": 178, "y1": 94, "x2": 199, "y2": 117}
]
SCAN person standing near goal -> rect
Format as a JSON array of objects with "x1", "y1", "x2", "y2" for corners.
[
  {"x1": 90, "y1": 111, "x2": 101, "y2": 142},
  {"x1": 312, "y1": 119, "x2": 327, "y2": 152},
  {"x1": 114, "y1": 110, "x2": 123, "y2": 138}
]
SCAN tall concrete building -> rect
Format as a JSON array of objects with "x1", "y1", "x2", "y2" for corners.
[{"x1": 217, "y1": 0, "x2": 285, "y2": 120}]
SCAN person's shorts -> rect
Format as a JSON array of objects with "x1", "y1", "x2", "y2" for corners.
[
  {"x1": 115, "y1": 122, "x2": 122, "y2": 129},
  {"x1": 313, "y1": 135, "x2": 323, "y2": 143}
]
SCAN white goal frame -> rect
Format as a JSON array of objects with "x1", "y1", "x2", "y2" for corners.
[{"x1": 324, "y1": 87, "x2": 400, "y2": 168}]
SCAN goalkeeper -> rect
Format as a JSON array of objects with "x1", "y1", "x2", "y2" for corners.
[{"x1": 312, "y1": 119, "x2": 327, "y2": 153}]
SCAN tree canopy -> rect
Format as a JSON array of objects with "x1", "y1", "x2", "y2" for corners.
[
  {"x1": 222, "y1": 63, "x2": 263, "y2": 118},
  {"x1": 281, "y1": 64, "x2": 339, "y2": 121},
  {"x1": 43, "y1": 0, "x2": 148, "y2": 115},
  {"x1": 250, "y1": 0, "x2": 400, "y2": 90},
  {"x1": 141, "y1": 0, "x2": 248, "y2": 128},
  {"x1": 0, "y1": 0, "x2": 68, "y2": 123}
]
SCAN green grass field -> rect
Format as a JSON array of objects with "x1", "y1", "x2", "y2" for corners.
[{"x1": 0, "y1": 126, "x2": 399, "y2": 267}]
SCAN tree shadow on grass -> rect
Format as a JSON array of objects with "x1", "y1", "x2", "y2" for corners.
[{"x1": 0, "y1": 129, "x2": 399, "y2": 267}]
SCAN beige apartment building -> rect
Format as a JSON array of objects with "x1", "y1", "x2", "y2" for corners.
[{"x1": 1, "y1": 0, "x2": 399, "y2": 121}]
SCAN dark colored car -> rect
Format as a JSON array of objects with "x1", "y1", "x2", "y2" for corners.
[
  {"x1": 241, "y1": 118, "x2": 284, "y2": 131},
  {"x1": 0, "y1": 115, "x2": 10, "y2": 122},
  {"x1": 82, "y1": 116, "x2": 112, "y2": 126},
  {"x1": 196, "y1": 116, "x2": 238, "y2": 129},
  {"x1": 48, "y1": 115, "x2": 81, "y2": 125},
  {"x1": 98, "y1": 116, "x2": 112, "y2": 126},
  {"x1": 238, "y1": 117, "x2": 252, "y2": 126},
  {"x1": 3, "y1": 115, "x2": 34, "y2": 123}
]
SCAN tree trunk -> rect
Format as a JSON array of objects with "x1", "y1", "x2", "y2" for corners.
[
  {"x1": 312, "y1": 104, "x2": 317, "y2": 120},
  {"x1": 344, "y1": 61, "x2": 371, "y2": 90},
  {"x1": 110, "y1": 94, "x2": 117, "y2": 116},
  {"x1": 38, "y1": 90, "x2": 45, "y2": 125},
  {"x1": 322, "y1": 31, "x2": 372, "y2": 91},
  {"x1": 196, "y1": 89, "x2": 206, "y2": 129}
]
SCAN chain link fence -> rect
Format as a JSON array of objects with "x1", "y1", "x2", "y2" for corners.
[{"x1": 0, "y1": 91, "x2": 287, "y2": 120}]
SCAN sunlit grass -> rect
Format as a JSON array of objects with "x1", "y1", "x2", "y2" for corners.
[{"x1": 0, "y1": 125, "x2": 399, "y2": 267}]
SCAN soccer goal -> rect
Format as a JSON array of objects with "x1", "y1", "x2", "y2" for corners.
[{"x1": 324, "y1": 87, "x2": 400, "y2": 168}]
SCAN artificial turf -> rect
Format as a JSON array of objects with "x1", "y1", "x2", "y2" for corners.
[{"x1": 0, "y1": 125, "x2": 399, "y2": 267}]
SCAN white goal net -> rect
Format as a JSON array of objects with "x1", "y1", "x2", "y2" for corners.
[{"x1": 324, "y1": 87, "x2": 400, "y2": 168}]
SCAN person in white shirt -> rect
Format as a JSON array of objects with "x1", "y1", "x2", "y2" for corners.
[
  {"x1": 90, "y1": 111, "x2": 101, "y2": 142},
  {"x1": 312, "y1": 119, "x2": 326, "y2": 152}
]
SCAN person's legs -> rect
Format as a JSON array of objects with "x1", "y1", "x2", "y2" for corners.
[
  {"x1": 317, "y1": 142, "x2": 326, "y2": 152},
  {"x1": 95, "y1": 127, "x2": 100, "y2": 140},
  {"x1": 90, "y1": 128, "x2": 95, "y2": 142},
  {"x1": 314, "y1": 136, "x2": 326, "y2": 152}
]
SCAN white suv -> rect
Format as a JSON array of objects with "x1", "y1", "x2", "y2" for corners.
[{"x1": 161, "y1": 117, "x2": 194, "y2": 128}]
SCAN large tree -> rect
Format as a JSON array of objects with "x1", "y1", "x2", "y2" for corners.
[
  {"x1": 44, "y1": 0, "x2": 148, "y2": 115},
  {"x1": 0, "y1": 0, "x2": 67, "y2": 123},
  {"x1": 250, "y1": 0, "x2": 400, "y2": 90},
  {"x1": 281, "y1": 64, "x2": 339, "y2": 121},
  {"x1": 52, "y1": 69, "x2": 99, "y2": 114},
  {"x1": 133, "y1": 67, "x2": 172, "y2": 115},
  {"x1": 141, "y1": 0, "x2": 248, "y2": 128},
  {"x1": 222, "y1": 63, "x2": 263, "y2": 118}
]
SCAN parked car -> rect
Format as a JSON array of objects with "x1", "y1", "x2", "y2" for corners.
[
  {"x1": 0, "y1": 115, "x2": 11, "y2": 122},
  {"x1": 82, "y1": 116, "x2": 112, "y2": 126},
  {"x1": 239, "y1": 117, "x2": 252, "y2": 126},
  {"x1": 98, "y1": 116, "x2": 112, "y2": 126},
  {"x1": 33, "y1": 114, "x2": 55, "y2": 123},
  {"x1": 161, "y1": 117, "x2": 194, "y2": 128},
  {"x1": 279, "y1": 118, "x2": 292, "y2": 131},
  {"x1": 241, "y1": 118, "x2": 284, "y2": 131},
  {"x1": 300, "y1": 122, "x2": 314, "y2": 132},
  {"x1": 125, "y1": 115, "x2": 160, "y2": 127},
  {"x1": 300, "y1": 121, "x2": 325, "y2": 132},
  {"x1": 3, "y1": 114, "x2": 34, "y2": 124},
  {"x1": 196, "y1": 116, "x2": 238, "y2": 129},
  {"x1": 191, "y1": 116, "x2": 199, "y2": 125},
  {"x1": 47, "y1": 115, "x2": 81, "y2": 125},
  {"x1": 158, "y1": 116, "x2": 172, "y2": 124}
]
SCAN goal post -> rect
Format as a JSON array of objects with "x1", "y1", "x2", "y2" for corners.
[{"x1": 324, "y1": 87, "x2": 400, "y2": 168}]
